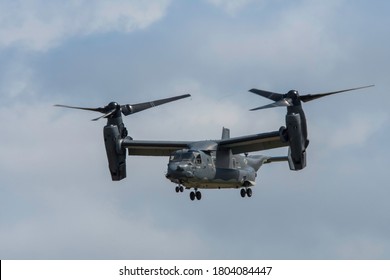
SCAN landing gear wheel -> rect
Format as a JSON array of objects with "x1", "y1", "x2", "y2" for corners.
[
  {"x1": 175, "y1": 186, "x2": 180, "y2": 193},
  {"x1": 180, "y1": 186, "x2": 184, "y2": 192},
  {"x1": 190, "y1": 191, "x2": 196, "y2": 201},
  {"x1": 196, "y1": 191, "x2": 202, "y2": 200},
  {"x1": 240, "y1": 188, "x2": 246, "y2": 198},
  {"x1": 246, "y1": 188, "x2": 252, "y2": 197}
]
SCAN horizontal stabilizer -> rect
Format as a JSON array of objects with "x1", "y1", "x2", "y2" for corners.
[{"x1": 263, "y1": 156, "x2": 289, "y2": 164}]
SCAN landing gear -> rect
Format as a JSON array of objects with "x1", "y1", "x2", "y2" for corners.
[
  {"x1": 190, "y1": 190, "x2": 202, "y2": 201},
  {"x1": 240, "y1": 188, "x2": 252, "y2": 198},
  {"x1": 247, "y1": 188, "x2": 252, "y2": 197},
  {"x1": 175, "y1": 185, "x2": 202, "y2": 201}
]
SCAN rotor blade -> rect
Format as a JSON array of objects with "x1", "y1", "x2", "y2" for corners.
[
  {"x1": 91, "y1": 108, "x2": 117, "y2": 121},
  {"x1": 121, "y1": 94, "x2": 191, "y2": 116},
  {"x1": 250, "y1": 98, "x2": 293, "y2": 111},
  {"x1": 248, "y1": 88, "x2": 284, "y2": 101},
  {"x1": 54, "y1": 104, "x2": 106, "y2": 113},
  {"x1": 300, "y1": 85, "x2": 374, "y2": 103}
]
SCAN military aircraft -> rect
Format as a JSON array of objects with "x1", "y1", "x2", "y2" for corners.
[{"x1": 55, "y1": 85, "x2": 373, "y2": 201}]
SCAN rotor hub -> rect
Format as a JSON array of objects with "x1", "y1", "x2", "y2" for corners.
[
  {"x1": 107, "y1": 102, "x2": 120, "y2": 111},
  {"x1": 286, "y1": 90, "x2": 299, "y2": 99}
]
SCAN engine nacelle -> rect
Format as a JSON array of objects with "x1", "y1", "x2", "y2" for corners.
[
  {"x1": 279, "y1": 126, "x2": 289, "y2": 143},
  {"x1": 285, "y1": 113, "x2": 306, "y2": 171},
  {"x1": 104, "y1": 125, "x2": 127, "y2": 181},
  {"x1": 287, "y1": 147, "x2": 306, "y2": 170}
]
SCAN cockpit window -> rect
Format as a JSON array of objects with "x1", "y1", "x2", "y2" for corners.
[
  {"x1": 170, "y1": 151, "x2": 195, "y2": 162},
  {"x1": 195, "y1": 154, "x2": 202, "y2": 165},
  {"x1": 181, "y1": 152, "x2": 194, "y2": 161},
  {"x1": 170, "y1": 153, "x2": 181, "y2": 161}
]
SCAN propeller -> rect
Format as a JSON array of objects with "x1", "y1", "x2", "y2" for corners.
[
  {"x1": 55, "y1": 94, "x2": 191, "y2": 121},
  {"x1": 249, "y1": 85, "x2": 374, "y2": 111}
]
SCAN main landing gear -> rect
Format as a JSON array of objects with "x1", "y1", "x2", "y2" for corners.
[
  {"x1": 190, "y1": 189, "x2": 202, "y2": 201},
  {"x1": 240, "y1": 188, "x2": 252, "y2": 198},
  {"x1": 175, "y1": 185, "x2": 202, "y2": 201}
]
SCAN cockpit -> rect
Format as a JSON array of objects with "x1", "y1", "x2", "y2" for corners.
[{"x1": 169, "y1": 150, "x2": 202, "y2": 165}]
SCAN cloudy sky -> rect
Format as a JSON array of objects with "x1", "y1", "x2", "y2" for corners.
[{"x1": 0, "y1": 0, "x2": 389, "y2": 259}]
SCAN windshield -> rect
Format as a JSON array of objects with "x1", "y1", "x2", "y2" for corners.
[
  {"x1": 169, "y1": 151, "x2": 197, "y2": 162},
  {"x1": 181, "y1": 152, "x2": 194, "y2": 161}
]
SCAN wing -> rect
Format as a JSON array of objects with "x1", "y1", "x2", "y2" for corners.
[
  {"x1": 121, "y1": 138, "x2": 192, "y2": 156},
  {"x1": 218, "y1": 130, "x2": 287, "y2": 154},
  {"x1": 121, "y1": 130, "x2": 287, "y2": 156}
]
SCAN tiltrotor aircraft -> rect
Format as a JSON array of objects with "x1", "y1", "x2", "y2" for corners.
[{"x1": 56, "y1": 85, "x2": 373, "y2": 201}]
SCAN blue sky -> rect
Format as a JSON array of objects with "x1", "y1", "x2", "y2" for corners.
[{"x1": 0, "y1": 0, "x2": 389, "y2": 259}]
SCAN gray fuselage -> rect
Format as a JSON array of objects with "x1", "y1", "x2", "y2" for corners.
[{"x1": 165, "y1": 149, "x2": 267, "y2": 189}]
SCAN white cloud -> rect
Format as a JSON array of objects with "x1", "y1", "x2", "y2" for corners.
[
  {"x1": 0, "y1": 184, "x2": 208, "y2": 259},
  {"x1": 0, "y1": 60, "x2": 34, "y2": 99},
  {"x1": 207, "y1": 0, "x2": 258, "y2": 15},
  {"x1": 336, "y1": 236, "x2": 386, "y2": 259},
  {"x1": 313, "y1": 112, "x2": 388, "y2": 150},
  {"x1": 0, "y1": 0, "x2": 171, "y2": 51},
  {"x1": 200, "y1": 0, "x2": 347, "y2": 88}
]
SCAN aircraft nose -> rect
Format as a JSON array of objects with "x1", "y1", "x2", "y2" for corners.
[
  {"x1": 166, "y1": 163, "x2": 194, "y2": 178},
  {"x1": 166, "y1": 163, "x2": 179, "y2": 177},
  {"x1": 167, "y1": 163, "x2": 178, "y2": 173},
  {"x1": 176, "y1": 165, "x2": 184, "y2": 171}
]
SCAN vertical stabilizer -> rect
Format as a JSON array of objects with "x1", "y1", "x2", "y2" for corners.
[
  {"x1": 217, "y1": 127, "x2": 232, "y2": 168},
  {"x1": 221, "y1": 127, "x2": 230, "y2": 140}
]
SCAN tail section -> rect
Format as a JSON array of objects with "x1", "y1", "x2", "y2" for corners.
[
  {"x1": 221, "y1": 127, "x2": 230, "y2": 140},
  {"x1": 247, "y1": 155, "x2": 288, "y2": 171},
  {"x1": 216, "y1": 127, "x2": 232, "y2": 168}
]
